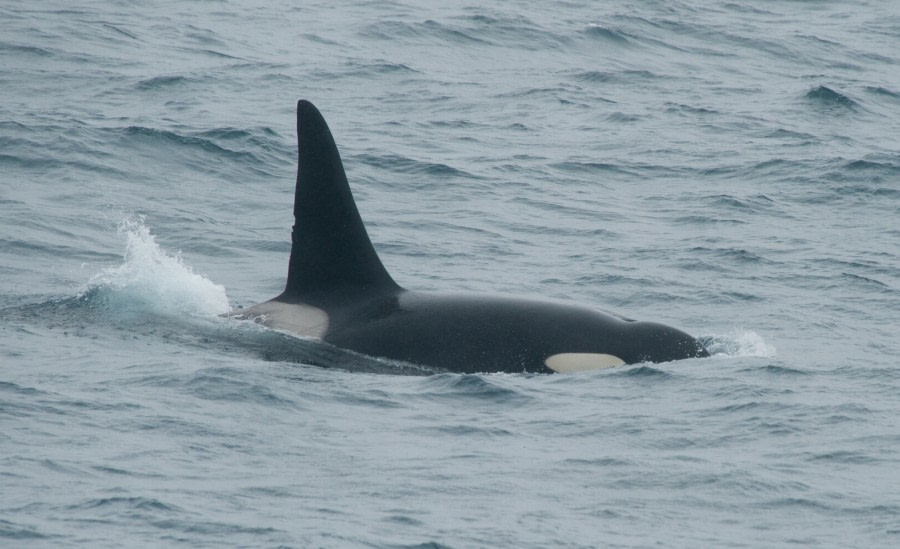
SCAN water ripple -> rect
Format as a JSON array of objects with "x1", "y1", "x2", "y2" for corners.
[{"x1": 805, "y1": 85, "x2": 859, "y2": 110}]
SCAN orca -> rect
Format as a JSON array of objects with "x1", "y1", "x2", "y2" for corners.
[{"x1": 235, "y1": 100, "x2": 709, "y2": 374}]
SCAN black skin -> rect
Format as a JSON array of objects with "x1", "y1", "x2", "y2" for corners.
[{"x1": 279, "y1": 287, "x2": 709, "y2": 374}]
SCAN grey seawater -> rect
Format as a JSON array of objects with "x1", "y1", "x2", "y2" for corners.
[{"x1": 2, "y1": 0, "x2": 900, "y2": 546}]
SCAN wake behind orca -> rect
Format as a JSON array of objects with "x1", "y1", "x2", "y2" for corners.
[{"x1": 235, "y1": 100, "x2": 709, "y2": 374}]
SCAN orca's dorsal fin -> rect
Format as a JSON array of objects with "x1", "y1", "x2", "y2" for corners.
[{"x1": 279, "y1": 100, "x2": 399, "y2": 302}]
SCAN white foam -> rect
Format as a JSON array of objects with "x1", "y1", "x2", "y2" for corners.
[
  {"x1": 86, "y1": 217, "x2": 230, "y2": 316},
  {"x1": 703, "y1": 330, "x2": 777, "y2": 359}
]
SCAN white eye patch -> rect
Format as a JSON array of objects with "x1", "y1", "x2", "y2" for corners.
[{"x1": 544, "y1": 352, "x2": 625, "y2": 373}]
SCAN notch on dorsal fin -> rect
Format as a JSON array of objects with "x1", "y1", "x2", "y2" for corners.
[{"x1": 279, "y1": 100, "x2": 399, "y2": 302}]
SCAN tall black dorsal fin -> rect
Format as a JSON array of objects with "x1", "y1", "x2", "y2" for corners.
[{"x1": 280, "y1": 100, "x2": 398, "y2": 301}]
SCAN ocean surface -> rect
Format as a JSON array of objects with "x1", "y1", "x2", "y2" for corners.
[{"x1": 2, "y1": 0, "x2": 899, "y2": 546}]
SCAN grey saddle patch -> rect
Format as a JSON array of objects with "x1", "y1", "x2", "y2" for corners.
[{"x1": 233, "y1": 300, "x2": 329, "y2": 339}]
